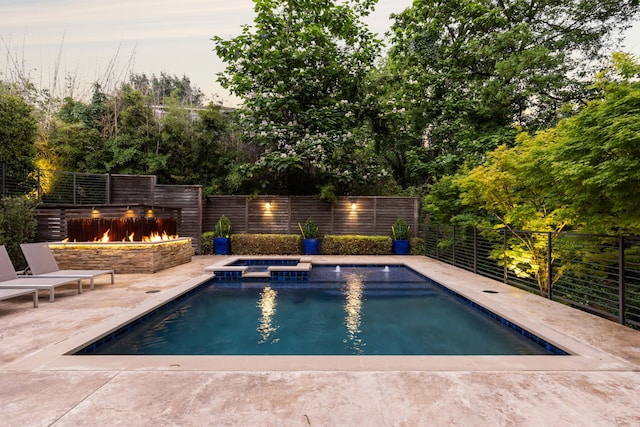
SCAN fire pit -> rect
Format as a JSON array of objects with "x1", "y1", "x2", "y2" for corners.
[{"x1": 49, "y1": 217, "x2": 193, "y2": 274}]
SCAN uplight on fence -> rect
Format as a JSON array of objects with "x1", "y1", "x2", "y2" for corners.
[
  {"x1": 265, "y1": 202, "x2": 271, "y2": 211},
  {"x1": 351, "y1": 202, "x2": 357, "y2": 211}
]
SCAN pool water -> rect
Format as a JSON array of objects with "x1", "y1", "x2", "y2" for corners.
[{"x1": 83, "y1": 266, "x2": 560, "y2": 356}]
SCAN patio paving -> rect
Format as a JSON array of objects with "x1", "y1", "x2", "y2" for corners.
[{"x1": 1, "y1": 255, "x2": 639, "y2": 426}]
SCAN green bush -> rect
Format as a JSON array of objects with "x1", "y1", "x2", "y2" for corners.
[
  {"x1": 321, "y1": 235, "x2": 392, "y2": 255},
  {"x1": 201, "y1": 231, "x2": 216, "y2": 255},
  {"x1": 231, "y1": 234, "x2": 301, "y2": 255},
  {"x1": 0, "y1": 196, "x2": 37, "y2": 269},
  {"x1": 213, "y1": 214, "x2": 232, "y2": 238},
  {"x1": 410, "y1": 237, "x2": 425, "y2": 255}
]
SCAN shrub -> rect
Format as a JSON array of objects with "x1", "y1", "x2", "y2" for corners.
[
  {"x1": 213, "y1": 215, "x2": 232, "y2": 238},
  {"x1": 0, "y1": 196, "x2": 37, "y2": 269},
  {"x1": 410, "y1": 237, "x2": 425, "y2": 255},
  {"x1": 231, "y1": 234, "x2": 301, "y2": 255},
  {"x1": 201, "y1": 231, "x2": 216, "y2": 255},
  {"x1": 321, "y1": 235, "x2": 392, "y2": 255},
  {"x1": 298, "y1": 217, "x2": 319, "y2": 239},
  {"x1": 392, "y1": 217, "x2": 410, "y2": 240}
]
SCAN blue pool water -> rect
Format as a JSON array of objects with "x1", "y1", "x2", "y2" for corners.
[{"x1": 79, "y1": 265, "x2": 564, "y2": 356}]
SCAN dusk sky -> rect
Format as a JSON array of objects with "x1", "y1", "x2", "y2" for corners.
[{"x1": 1, "y1": 0, "x2": 638, "y2": 107}]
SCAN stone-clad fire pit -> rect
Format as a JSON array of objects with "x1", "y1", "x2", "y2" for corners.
[{"x1": 49, "y1": 217, "x2": 193, "y2": 274}]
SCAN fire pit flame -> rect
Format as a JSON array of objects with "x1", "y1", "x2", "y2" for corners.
[{"x1": 66, "y1": 217, "x2": 179, "y2": 243}]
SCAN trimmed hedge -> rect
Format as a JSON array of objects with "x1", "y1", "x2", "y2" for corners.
[
  {"x1": 200, "y1": 233, "x2": 424, "y2": 256},
  {"x1": 231, "y1": 234, "x2": 301, "y2": 255},
  {"x1": 321, "y1": 235, "x2": 392, "y2": 255}
]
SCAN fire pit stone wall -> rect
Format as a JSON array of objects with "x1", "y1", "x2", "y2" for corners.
[{"x1": 48, "y1": 238, "x2": 193, "y2": 274}]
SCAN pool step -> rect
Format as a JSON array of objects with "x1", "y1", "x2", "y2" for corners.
[
  {"x1": 205, "y1": 256, "x2": 313, "y2": 281},
  {"x1": 242, "y1": 271, "x2": 271, "y2": 279}
]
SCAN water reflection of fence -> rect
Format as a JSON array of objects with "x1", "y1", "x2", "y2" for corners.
[{"x1": 424, "y1": 225, "x2": 640, "y2": 329}]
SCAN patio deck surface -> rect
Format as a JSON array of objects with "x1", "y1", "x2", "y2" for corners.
[{"x1": 1, "y1": 255, "x2": 638, "y2": 426}]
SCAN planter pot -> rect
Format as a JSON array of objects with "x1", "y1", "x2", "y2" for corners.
[
  {"x1": 214, "y1": 237, "x2": 231, "y2": 255},
  {"x1": 392, "y1": 239, "x2": 410, "y2": 255},
  {"x1": 303, "y1": 238, "x2": 319, "y2": 255}
]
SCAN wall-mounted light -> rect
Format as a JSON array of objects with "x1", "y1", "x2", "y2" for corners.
[
  {"x1": 124, "y1": 206, "x2": 136, "y2": 218},
  {"x1": 265, "y1": 202, "x2": 271, "y2": 210},
  {"x1": 351, "y1": 202, "x2": 357, "y2": 211},
  {"x1": 90, "y1": 207, "x2": 100, "y2": 218},
  {"x1": 146, "y1": 209, "x2": 154, "y2": 218}
]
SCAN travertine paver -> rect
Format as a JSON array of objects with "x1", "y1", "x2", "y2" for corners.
[{"x1": 0, "y1": 255, "x2": 639, "y2": 426}]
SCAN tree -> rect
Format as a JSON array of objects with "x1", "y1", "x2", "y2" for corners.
[
  {"x1": 128, "y1": 72, "x2": 205, "y2": 107},
  {"x1": 214, "y1": 0, "x2": 385, "y2": 195},
  {"x1": 387, "y1": 0, "x2": 639, "y2": 182},
  {"x1": 0, "y1": 83, "x2": 38, "y2": 195},
  {"x1": 549, "y1": 52, "x2": 640, "y2": 234}
]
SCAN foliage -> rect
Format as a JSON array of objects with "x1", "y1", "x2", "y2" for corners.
[
  {"x1": 128, "y1": 72, "x2": 205, "y2": 107},
  {"x1": 425, "y1": 53, "x2": 640, "y2": 295},
  {"x1": 201, "y1": 231, "x2": 216, "y2": 255},
  {"x1": 386, "y1": 0, "x2": 639, "y2": 182},
  {"x1": 214, "y1": 0, "x2": 387, "y2": 195},
  {"x1": 391, "y1": 217, "x2": 410, "y2": 240},
  {"x1": 0, "y1": 84, "x2": 38, "y2": 194},
  {"x1": 409, "y1": 237, "x2": 425, "y2": 256},
  {"x1": 549, "y1": 52, "x2": 640, "y2": 234},
  {"x1": 298, "y1": 217, "x2": 319, "y2": 239},
  {"x1": 321, "y1": 235, "x2": 391, "y2": 255},
  {"x1": 213, "y1": 215, "x2": 232, "y2": 238},
  {"x1": 230, "y1": 234, "x2": 301, "y2": 255},
  {"x1": 0, "y1": 196, "x2": 37, "y2": 269}
]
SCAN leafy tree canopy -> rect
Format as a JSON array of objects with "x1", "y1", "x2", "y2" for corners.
[
  {"x1": 427, "y1": 53, "x2": 640, "y2": 235},
  {"x1": 214, "y1": 0, "x2": 388, "y2": 195},
  {"x1": 0, "y1": 83, "x2": 38, "y2": 193},
  {"x1": 386, "y1": 0, "x2": 639, "y2": 182}
]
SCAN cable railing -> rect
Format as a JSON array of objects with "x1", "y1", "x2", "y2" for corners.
[
  {"x1": 1, "y1": 165, "x2": 109, "y2": 205},
  {"x1": 424, "y1": 225, "x2": 640, "y2": 329}
]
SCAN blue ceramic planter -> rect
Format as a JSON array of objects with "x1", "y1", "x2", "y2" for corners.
[
  {"x1": 392, "y1": 239, "x2": 410, "y2": 255},
  {"x1": 214, "y1": 237, "x2": 231, "y2": 255},
  {"x1": 303, "y1": 239, "x2": 319, "y2": 255}
]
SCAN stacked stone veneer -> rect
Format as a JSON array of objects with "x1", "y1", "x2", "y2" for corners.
[{"x1": 48, "y1": 238, "x2": 193, "y2": 274}]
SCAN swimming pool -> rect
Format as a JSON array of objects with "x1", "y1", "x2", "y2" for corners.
[{"x1": 77, "y1": 265, "x2": 566, "y2": 356}]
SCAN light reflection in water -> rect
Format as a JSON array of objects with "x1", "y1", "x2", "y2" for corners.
[
  {"x1": 256, "y1": 287, "x2": 279, "y2": 344},
  {"x1": 342, "y1": 273, "x2": 365, "y2": 353}
]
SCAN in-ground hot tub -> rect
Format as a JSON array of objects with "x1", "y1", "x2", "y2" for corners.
[{"x1": 48, "y1": 238, "x2": 193, "y2": 274}]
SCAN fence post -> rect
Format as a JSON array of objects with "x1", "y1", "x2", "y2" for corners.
[
  {"x1": 503, "y1": 229, "x2": 508, "y2": 283},
  {"x1": 1, "y1": 163, "x2": 5, "y2": 197},
  {"x1": 435, "y1": 225, "x2": 439, "y2": 260},
  {"x1": 546, "y1": 232, "x2": 552, "y2": 300},
  {"x1": 473, "y1": 227, "x2": 478, "y2": 274},
  {"x1": 37, "y1": 169, "x2": 42, "y2": 203},
  {"x1": 452, "y1": 226, "x2": 456, "y2": 266},
  {"x1": 73, "y1": 172, "x2": 77, "y2": 204},
  {"x1": 619, "y1": 235, "x2": 626, "y2": 325}
]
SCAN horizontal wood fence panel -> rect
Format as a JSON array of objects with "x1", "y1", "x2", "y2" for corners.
[
  {"x1": 109, "y1": 175, "x2": 156, "y2": 205},
  {"x1": 203, "y1": 195, "x2": 419, "y2": 238}
]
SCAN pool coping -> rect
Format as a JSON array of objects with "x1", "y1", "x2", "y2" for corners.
[{"x1": 6, "y1": 256, "x2": 634, "y2": 372}]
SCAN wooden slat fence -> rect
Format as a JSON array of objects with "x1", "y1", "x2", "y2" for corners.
[{"x1": 203, "y1": 196, "x2": 419, "y2": 237}]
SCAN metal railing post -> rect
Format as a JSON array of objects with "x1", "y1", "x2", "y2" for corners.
[
  {"x1": 1, "y1": 163, "x2": 5, "y2": 197},
  {"x1": 73, "y1": 172, "x2": 77, "y2": 204},
  {"x1": 619, "y1": 235, "x2": 626, "y2": 325},
  {"x1": 452, "y1": 226, "x2": 456, "y2": 266},
  {"x1": 37, "y1": 169, "x2": 42, "y2": 203},
  {"x1": 503, "y1": 229, "x2": 508, "y2": 284},
  {"x1": 547, "y1": 232, "x2": 552, "y2": 300},
  {"x1": 473, "y1": 227, "x2": 478, "y2": 274}
]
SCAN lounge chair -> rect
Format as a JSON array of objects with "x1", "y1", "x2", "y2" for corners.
[
  {"x1": 0, "y1": 288, "x2": 39, "y2": 308},
  {"x1": 21, "y1": 242, "x2": 115, "y2": 290},
  {"x1": 0, "y1": 246, "x2": 82, "y2": 302}
]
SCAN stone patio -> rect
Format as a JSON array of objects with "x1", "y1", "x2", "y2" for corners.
[{"x1": 1, "y1": 255, "x2": 639, "y2": 426}]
